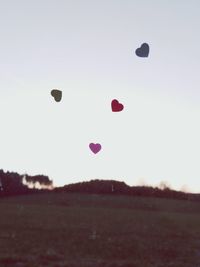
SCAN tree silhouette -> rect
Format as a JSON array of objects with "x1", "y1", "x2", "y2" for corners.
[{"x1": 0, "y1": 169, "x2": 53, "y2": 196}]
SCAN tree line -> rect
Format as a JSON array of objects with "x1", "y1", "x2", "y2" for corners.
[
  {"x1": 0, "y1": 169, "x2": 199, "y2": 201},
  {"x1": 0, "y1": 169, "x2": 53, "y2": 196}
]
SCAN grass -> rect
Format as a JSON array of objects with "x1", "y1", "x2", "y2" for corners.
[{"x1": 0, "y1": 192, "x2": 200, "y2": 266}]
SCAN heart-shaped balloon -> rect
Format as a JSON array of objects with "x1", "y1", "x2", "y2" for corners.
[
  {"x1": 89, "y1": 143, "x2": 102, "y2": 154},
  {"x1": 111, "y1": 99, "x2": 124, "y2": 112},
  {"x1": 51, "y1": 89, "x2": 62, "y2": 102},
  {"x1": 135, "y1": 43, "x2": 149, "y2": 57}
]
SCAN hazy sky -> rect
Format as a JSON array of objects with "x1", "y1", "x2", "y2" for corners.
[{"x1": 0, "y1": 0, "x2": 200, "y2": 192}]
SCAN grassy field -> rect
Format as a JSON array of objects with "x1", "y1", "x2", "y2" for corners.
[{"x1": 0, "y1": 192, "x2": 200, "y2": 267}]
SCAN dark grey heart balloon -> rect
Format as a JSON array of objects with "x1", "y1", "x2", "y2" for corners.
[
  {"x1": 135, "y1": 43, "x2": 150, "y2": 57},
  {"x1": 51, "y1": 89, "x2": 62, "y2": 102}
]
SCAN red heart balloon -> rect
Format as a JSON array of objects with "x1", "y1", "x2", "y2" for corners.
[{"x1": 111, "y1": 99, "x2": 124, "y2": 112}]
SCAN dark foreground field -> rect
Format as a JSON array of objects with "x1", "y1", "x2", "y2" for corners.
[{"x1": 0, "y1": 193, "x2": 200, "y2": 267}]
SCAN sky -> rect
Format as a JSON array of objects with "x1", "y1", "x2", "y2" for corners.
[{"x1": 0, "y1": 0, "x2": 200, "y2": 192}]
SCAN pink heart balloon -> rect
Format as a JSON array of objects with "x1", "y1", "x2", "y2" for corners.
[{"x1": 89, "y1": 143, "x2": 102, "y2": 154}]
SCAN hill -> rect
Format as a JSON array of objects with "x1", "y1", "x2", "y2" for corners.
[
  {"x1": 55, "y1": 179, "x2": 200, "y2": 201},
  {"x1": 0, "y1": 168, "x2": 200, "y2": 203}
]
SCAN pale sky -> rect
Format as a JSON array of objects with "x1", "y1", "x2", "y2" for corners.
[{"x1": 0, "y1": 0, "x2": 200, "y2": 192}]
